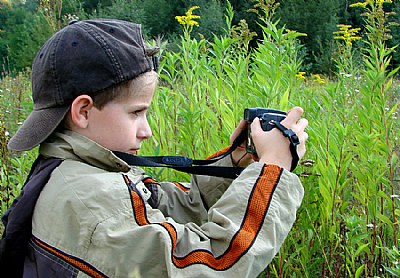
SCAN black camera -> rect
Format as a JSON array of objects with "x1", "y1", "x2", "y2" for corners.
[{"x1": 244, "y1": 108, "x2": 287, "y2": 154}]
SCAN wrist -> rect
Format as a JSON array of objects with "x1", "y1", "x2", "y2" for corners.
[{"x1": 259, "y1": 155, "x2": 291, "y2": 171}]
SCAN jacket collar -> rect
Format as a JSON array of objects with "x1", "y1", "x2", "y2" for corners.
[{"x1": 39, "y1": 130, "x2": 134, "y2": 173}]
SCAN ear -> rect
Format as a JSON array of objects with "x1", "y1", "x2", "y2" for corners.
[{"x1": 69, "y1": 95, "x2": 95, "y2": 129}]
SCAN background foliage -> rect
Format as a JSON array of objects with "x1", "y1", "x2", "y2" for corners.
[
  {"x1": 1, "y1": 0, "x2": 400, "y2": 75},
  {"x1": 0, "y1": 0, "x2": 399, "y2": 277}
]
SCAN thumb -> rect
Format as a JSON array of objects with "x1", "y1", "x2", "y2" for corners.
[{"x1": 250, "y1": 117, "x2": 263, "y2": 134}]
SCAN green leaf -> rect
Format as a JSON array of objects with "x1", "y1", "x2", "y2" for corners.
[
  {"x1": 376, "y1": 213, "x2": 393, "y2": 226},
  {"x1": 355, "y1": 264, "x2": 365, "y2": 278},
  {"x1": 279, "y1": 88, "x2": 289, "y2": 111},
  {"x1": 355, "y1": 243, "x2": 370, "y2": 257}
]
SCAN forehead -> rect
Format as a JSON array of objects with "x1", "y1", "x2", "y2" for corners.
[
  {"x1": 117, "y1": 74, "x2": 157, "y2": 102},
  {"x1": 132, "y1": 74, "x2": 157, "y2": 93}
]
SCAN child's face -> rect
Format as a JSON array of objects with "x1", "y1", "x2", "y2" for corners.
[{"x1": 83, "y1": 78, "x2": 156, "y2": 155}]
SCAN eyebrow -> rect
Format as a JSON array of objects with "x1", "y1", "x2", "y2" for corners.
[{"x1": 128, "y1": 104, "x2": 150, "y2": 112}]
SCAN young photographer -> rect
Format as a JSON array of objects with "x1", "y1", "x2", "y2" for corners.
[{"x1": 2, "y1": 19, "x2": 308, "y2": 277}]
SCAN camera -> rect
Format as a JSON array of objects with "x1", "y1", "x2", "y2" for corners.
[{"x1": 243, "y1": 108, "x2": 287, "y2": 154}]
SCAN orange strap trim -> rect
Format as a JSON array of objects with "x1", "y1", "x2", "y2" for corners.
[
  {"x1": 124, "y1": 164, "x2": 282, "y2": 270},
  {"x1": 205, "y1": 146, "x2": 231, "y2": 160},
  {"x1": 32, "y1": 236, "x2": 108, "y2": 278},
  {"x1": 142, "y1": 175, "x2": 189, "y2": 193},
  {"x1": 142, "y1": 177, "x2": 158, "y2": 184},
  {"x1": 173, "y1": 182, "x2": 190, "y2": 192},
  {"x1": 122, "y1": 174, "x2": 131, "y2": 185}
]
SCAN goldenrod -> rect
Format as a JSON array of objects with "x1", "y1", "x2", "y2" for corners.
[
  {"x1": 350, "y1": 0, "x2": 392, "y2": 8},
  {"x1": 334, "y1": 24, "x2": 361, "y2": 45},
  {"x1": 175, "y1": 6, "x2": 201, "y2": 27}
]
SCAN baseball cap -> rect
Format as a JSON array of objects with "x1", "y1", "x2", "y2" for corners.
[{"x1": 8, "y1": 18, "x2": 159, "y2": 151}]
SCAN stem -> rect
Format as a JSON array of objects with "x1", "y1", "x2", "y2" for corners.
[
  {"x1": 279, "y1": 248, "x2": 283, "y2": 278},
  {"x1": 325, "y1": 129, "x2": 329, "y2": 167},
  {"x1": 383, "y1": 93, "x2": 398, "y2": 247}
]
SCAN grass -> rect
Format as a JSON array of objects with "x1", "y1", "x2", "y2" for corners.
[{"x1": 0, "y1": 1, "x2": 399, "y2": 276}]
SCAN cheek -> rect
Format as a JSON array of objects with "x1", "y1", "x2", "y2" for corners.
[
  {"x1": 91, "y1": 112, "x2": 127, "y2": 139},
  {"x1": 113, "y1": 115, "x2": 140, "y2": 138}
]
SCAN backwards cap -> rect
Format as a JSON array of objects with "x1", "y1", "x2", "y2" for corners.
[{"x1": 8, "y1": 18, "x2": 158, "y2": 151}]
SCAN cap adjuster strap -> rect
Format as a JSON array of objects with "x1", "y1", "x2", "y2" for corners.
[
  {"x1": 145, "y1": 47, "x2": 160, "y2": 71},
  {"x1": 269, "y1": 120, "x2": 300, "y2": 171},
  {"x1": 152, "y1": 56, "x2": 159, "y2": 71}
]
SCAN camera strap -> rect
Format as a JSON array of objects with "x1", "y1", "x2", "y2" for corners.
[
  {"x1": 113, "y1": 130, "x2": 247, "y2": 179},
  {"x1": 269, "y1": 120, "x2": 300, "y2": 171},
  {"x1": 113, "y1": 124, "x2": 300, "y2": 179}
]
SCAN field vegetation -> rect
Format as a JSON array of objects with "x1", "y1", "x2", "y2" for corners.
[{"x1": 0, "y1": 0, "x2": 399, "y2": 277}]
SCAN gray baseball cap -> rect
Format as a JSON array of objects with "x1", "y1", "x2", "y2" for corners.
[{"x1": 8, "y1": 18, "x2": 158, "y2": 151}]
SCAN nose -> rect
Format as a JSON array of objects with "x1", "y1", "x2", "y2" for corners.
[{"x1": 138, "y1": 116, "x2": 152, "y2": 140}]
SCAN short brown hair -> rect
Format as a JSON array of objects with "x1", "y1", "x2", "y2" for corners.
[
  {"x1": 92, "y1": 71, "x2": 158, "y2": 109},
  {"x1": 60, "y1": 71, "x2": 157, "y2": 131}
]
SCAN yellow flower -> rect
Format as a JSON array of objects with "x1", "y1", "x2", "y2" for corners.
[
  {"x1": 295, "y1": 72, "x2": 306, "y2": 80},
  {"x1": 312, "y1": 74, "x2": 326, "y2": 84},
  {"x1": 0, "y1": 0, "x2": 11, "y2": 5},
  {"x1": 350, "y1": 0, "x2": 392, "y2": 8},
  {"x1": 334, "y1": 24, "x2": 361, "y2": 45},
  {"x1": 175, "y1": 6, "x2": 201, "y2": 27},
  {"x1": 350, "y1": 1, "x2": 369, "y2": 8}
]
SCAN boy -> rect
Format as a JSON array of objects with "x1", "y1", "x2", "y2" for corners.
[{"x1": 3, "y1": 19, "x2": 308, "y2": 277}]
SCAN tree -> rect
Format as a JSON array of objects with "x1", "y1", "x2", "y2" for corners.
[
  {"x1": 275, "y1": 0, "x2": 341, "y2": 73},
  {"x1": 183, "y1": 0, "x2": 226, "y2": 39},
  {"x1": 0, "y1": 2, "x2": 53, "y2": 74},
  {"x1": 386, "y1": 0, "x2": 400, "y2": 69},
  {"x1": 94, "y1": 0, "x2": 146, "y2": 28}
]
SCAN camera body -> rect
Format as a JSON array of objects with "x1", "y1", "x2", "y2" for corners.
[{"x1": 243, "y1": 108, "x2": 287, "y2": 154}]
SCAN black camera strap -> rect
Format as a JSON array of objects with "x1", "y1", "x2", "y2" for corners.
[
  {"x1": 113, "y1": 130, "x2": 247, "y2": 179},
  {"x1": 113, "y1": 152, "x2": 244, "y2": 179},
  {"x1": 269, "y1": 120, "x2": 300, "y2": 172},
  {"x1": 113, "y1": 125, "x2": 300, "y2": 179}
]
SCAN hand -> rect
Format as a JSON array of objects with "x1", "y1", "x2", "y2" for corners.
[
  {"x1": 229, "y1": 119, "x2": 254, "y2": 167},
  {"x1": 250, "y1": 107, "x2": 308, "y2": 171}
]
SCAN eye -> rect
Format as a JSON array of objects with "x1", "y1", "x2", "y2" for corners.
[
  {"x1": 131, "y1": 108, "x2": 147, "y2": 117},
  {"x1": 131, "y1": 111, "x2": 140, "y2": 117}
]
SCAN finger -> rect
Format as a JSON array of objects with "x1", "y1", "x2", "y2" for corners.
[
  {"x1": 298, "y1": 130, "x2": 308, "y2": 142},
  {"x1": 282, "y1": 107, "x2": 304, "y2": 126},
  {"x1": 303, "y1": 131, "x2": 309, "y2": 142},
  {"x1": 297, "y1": 131, "x2": 308, "y2": 159},
  {"x1": 230, "y1": 119, "x2": 248, "y2": 143},
  {"x1": 237, "y1": 119, "x2": 248, "y2": 131},
  {"x1": 293, "y1": 118, "x2": 308, "y2": 133}
]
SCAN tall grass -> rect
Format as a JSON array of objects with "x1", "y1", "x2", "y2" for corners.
[
  {"x1": 0, "y1": 71, "x2": 38, "y2": 232},
  {"x1": 146, "y1": 1, "x2": 399, "y2": 276},
  {"x1": 0, "y1": 0, "x2": 399, "y2": 276}
]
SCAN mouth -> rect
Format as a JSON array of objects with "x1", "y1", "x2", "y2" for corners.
[{"x1": 129, "y1": 149, "x2": 139, "y2": 155}]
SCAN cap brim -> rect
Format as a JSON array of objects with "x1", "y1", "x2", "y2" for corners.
[{"x1": 7, "y1": 106, "x2": 70, "y2": 151}]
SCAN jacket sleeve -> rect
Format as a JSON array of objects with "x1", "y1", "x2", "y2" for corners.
[
  {"x1": 88, "y1": 162, "x2": 304, "y2": 277},
  {"x1": 155, "y1": 154, "x2": 235, "y2": 225}
]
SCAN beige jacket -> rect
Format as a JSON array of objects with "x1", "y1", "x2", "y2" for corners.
[{"x1": 28, "y1": 130, "x2": 304, "y2": 277}]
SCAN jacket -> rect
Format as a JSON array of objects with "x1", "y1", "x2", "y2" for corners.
[{"x1": 24, "y1": 130, "x2": 304, "y2": 277}]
